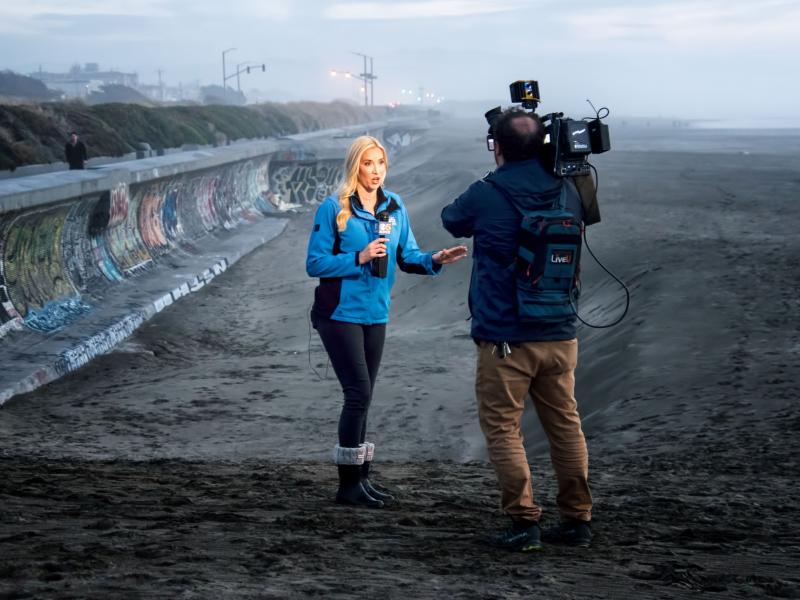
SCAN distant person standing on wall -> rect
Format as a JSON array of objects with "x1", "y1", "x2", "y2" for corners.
[
  {"x1": 65, "y1": 131, "x2": 88, "y2": 170},
  {"x1": 306, "y1": 135, "x2": 467, "y2": 508}
]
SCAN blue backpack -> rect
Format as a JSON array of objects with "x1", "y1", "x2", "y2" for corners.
[{"x1": 492, "y1": 181, "x2": 582, "y2": 323}]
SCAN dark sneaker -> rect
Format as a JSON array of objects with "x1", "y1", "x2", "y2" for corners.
[
  {"x1": 542, "y1": 520, "x2": 592, "y2": 547},
  {"x1": 487, "y1": 522, "x2": 542, "y2": 552}
]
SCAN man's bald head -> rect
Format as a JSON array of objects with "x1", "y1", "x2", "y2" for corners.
[{"x1": 491, "y1": 108, "x2": 545, "y2": 163}]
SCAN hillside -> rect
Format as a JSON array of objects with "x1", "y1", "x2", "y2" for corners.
[
  {"x1": 0, "y1": 101, "x2": 390, "y2": 171},
  {"x1": 86, "y1": 85, "x2": 156, "y2": 107},
  {"x1": 0, "y1": 71, "x2": 59, "y2": 103}
]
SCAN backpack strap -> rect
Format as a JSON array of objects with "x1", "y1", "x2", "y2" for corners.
[
  {"x1": 486, "y1": 179, "x2": 563, "y2": 216},
  {"x1": 556, "y1": 182, "x2": 568, "y2": 211}
]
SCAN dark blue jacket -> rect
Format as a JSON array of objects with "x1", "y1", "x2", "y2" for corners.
[
  {"x1": 441, "y1": 158, "x2": 583, "y2": 343},
  {"x1": 307, "y1": 188, "x2": 440, "y2": 325}
]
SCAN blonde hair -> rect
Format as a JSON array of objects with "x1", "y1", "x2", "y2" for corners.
[{"x1": 335, "y1": 135, "x2": 389, "y2": 232}]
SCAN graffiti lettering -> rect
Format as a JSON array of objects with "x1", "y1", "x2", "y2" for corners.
[{"x1": 269, "y1": 160, "x2": 342, "y2": 207}]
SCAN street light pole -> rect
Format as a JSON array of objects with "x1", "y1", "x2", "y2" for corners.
[{"x1": 221, "y1": 47, "x2": 236, "y2": 104}]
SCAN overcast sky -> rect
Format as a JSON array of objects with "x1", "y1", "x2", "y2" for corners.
[{"x1": 1, "y1": 0, "x2": 797, "y2": 120}]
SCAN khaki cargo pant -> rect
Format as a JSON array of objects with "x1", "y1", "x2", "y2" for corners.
[{"x1": 476, "y1": 338, "x2": 592, "y2": 523}]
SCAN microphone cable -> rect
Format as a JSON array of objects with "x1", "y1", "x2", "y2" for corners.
[{"x1": 307, "y1": 303, "x2": 330, "y2": 380}]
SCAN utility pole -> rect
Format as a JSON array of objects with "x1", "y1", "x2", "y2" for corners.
[
  {"x1": 351, "y1": 52, "x2": 376, "y2": 107},
  {"x1": 361, "y1": 54, "x2": 368, "y2": 107},
  {"x1": 157, "y1": 69, "x2": 164, "y2": 102},
  {"x1": 369, "y1": 56, "x2": 374, "y2": 106}
]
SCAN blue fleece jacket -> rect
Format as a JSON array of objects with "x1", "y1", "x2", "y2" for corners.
[{"x1": 306, "y1": 188, "x2": 440, "y2": 325}]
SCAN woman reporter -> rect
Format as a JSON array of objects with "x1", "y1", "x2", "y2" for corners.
[{"x1": 306, "y1": 135, "x2": 467, "y2": 508}]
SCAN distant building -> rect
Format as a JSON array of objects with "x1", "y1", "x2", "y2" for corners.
[
  {"x1": 29, "y1": 63, "x2": 139, "y2": 99},
  {"x1": 138, "y1": 82, "x2": 203, "y2": 103}
]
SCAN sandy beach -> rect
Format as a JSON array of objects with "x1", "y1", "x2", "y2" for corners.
[{"x1": 1, "y1": 119, "x2": 798, "y2": 599}]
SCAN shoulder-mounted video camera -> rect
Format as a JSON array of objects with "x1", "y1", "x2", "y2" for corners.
[{"x1": 485, "y1": 80, "x2": 611, "y2": 177}]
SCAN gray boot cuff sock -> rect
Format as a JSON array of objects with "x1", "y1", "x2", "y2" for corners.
[
  {"x1": 333, "y1": 444, "x2": 367, "y2": 465},
  {"x1": 360, "y1": 442, "x2": 375, "y2": 462}
]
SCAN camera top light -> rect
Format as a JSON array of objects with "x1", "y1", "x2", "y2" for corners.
[{"x1": 509, "y1": 80, "x2": 540, "y2": 104}]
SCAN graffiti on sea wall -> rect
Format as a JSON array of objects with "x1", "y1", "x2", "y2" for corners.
[
  {"x1": 383, "y1": 129, "x2": 424, "y2": 156},
  {"x1": 253, "y1": 159, "x2": 276, "y2": 215},
  {"x1": 192, "y1": 175, "x2": 220, "y2": 232},
  {"x1": 162, "y1": 186, "x2": 181, "y2": 241},
  {"x1": 173, "y1": 176, "x2": 209, "y2": 245},
  {"x1": 0, "y1": 128, "x2": 424, "y2": 341},
  {"x1": 268, "y1": 160, "x2": 342, "y2": 207},
  {"x1": 25, "y1": 297, "x2": 92, "y2": 333},
  {"x1": 137, "y1": 185, "x2": 170, "y2": 254},
  {"x1": 0, "y1": 199, "x2": 107, "y2": 332},
  {"x1": 218, "y1": 162, "x2": 254, "y2": 225},
  {"x1": 104, "y1": 183, "x2": 154, "y2": 277},
  {"x1": 62, "y1": 195, "x2": 109, "y2": 293},
  {"x1": 239, "y1": 161, "x2": 265, "y2": 222},
  {"x1": 86, "y1": 192, "x2": 125, "y2": 283},
  {"x1": 1, "y1": 204, "x2": 77, "y2": 320},
  {"x1": 0, "y1": 195, "x2": 108, "y2": 331},
  {"x1": 208, "y1": 163, "x2": 252, "y2": 230},
  {"x1": 0, "y1": 214, "x2": 24, "y2": 337},
  {"x1": 54, "y1": 312, "x2": 145, "y2": 377}
]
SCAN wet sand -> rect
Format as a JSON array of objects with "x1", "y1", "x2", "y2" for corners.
[{"x1": 1, "y1": 120, "x2": 799, "y2": 598}]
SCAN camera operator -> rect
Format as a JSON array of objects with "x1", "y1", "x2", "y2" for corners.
[{"x1": 441, "y1": 108, "x2": 593, "y2": 551}]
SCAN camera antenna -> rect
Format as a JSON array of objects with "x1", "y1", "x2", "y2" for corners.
[{"x1": 586, "y1": 99, "x2": 609, "y2": 120}]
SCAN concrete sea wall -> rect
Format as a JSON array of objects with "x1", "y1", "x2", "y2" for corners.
[{"x1": 0, "y1": 118, "x2": 427, "y2": 403}]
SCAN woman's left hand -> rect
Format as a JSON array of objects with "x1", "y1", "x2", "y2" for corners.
[{"x1": 432, "y1": 245, "x2": 469, "y2": 265}]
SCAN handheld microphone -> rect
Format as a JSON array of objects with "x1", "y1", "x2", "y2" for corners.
[{"x1": 372, "y1": 211, "x2": 391, "y2": 278}]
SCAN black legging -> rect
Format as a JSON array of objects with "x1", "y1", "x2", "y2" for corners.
[{"x1": 315, "y1": 317, "x2": 386, "y2": 448}]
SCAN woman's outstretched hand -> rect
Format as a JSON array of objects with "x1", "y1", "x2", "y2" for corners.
[
  {"x1": 432, "y1": 245, "x2": 469, "y2": 265},
  {"x1": 359, "y1": 238, "x2": 388, "y2": 265}
]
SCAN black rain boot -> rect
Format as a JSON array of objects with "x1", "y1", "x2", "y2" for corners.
[
  {"x1": 361, "y1": 461, "x2": 395, "y2": 504},
  {"x1": 336, "y1": 465, "x2": 384, "y2": 508}
]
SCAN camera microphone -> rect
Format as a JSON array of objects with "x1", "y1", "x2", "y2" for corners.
[{"x1": 372, "y1": 211, "x2": 391, "y2": 278}]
